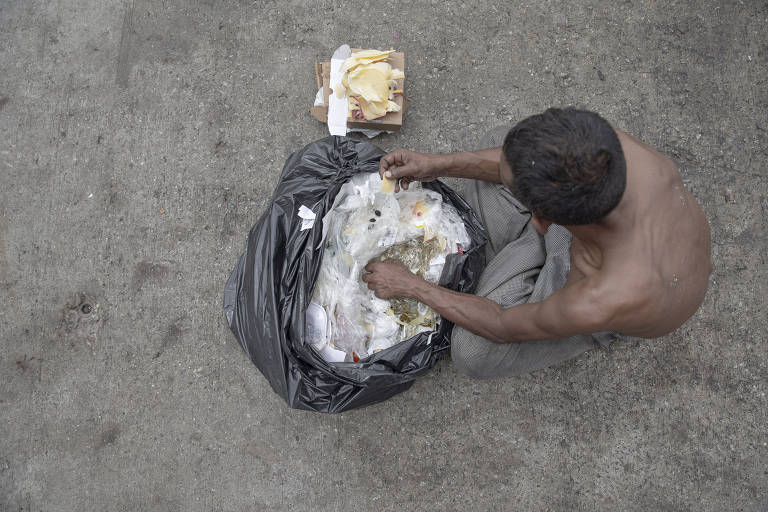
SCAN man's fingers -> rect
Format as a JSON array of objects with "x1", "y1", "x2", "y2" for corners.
[
  {"x1": 394, "y1": 177, "x2": 414, "y2": 193},
  {"x1": 378, "y1": 153, "x2": 396, "y2": 174},
  {"x1": 382, "y1": 155, "x2": 416, "y2": 180},
  {"x1": 379, "y1": 150, "x2": 408, "y2": 176},
  {"x1": 393, "y1": 178, "x2": 410, "y2": 192},
  {"x1": 383, "y1": 166, "x2": 405, "y2": 180}
]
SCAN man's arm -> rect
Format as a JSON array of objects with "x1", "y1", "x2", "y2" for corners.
[
  {"x1": 378, "y1": 147, "x2": 503, "y2": 190},
  {"x1": 412, "y1": 278, "x2": 610, "y2": 342},
  {"x1": 363, "y1": 260, "x2": 612, "y2": 342},
  {"x1": 438, "y1": 148, "x2": 503, "y2": 183}
]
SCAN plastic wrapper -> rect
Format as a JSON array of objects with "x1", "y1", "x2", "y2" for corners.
[
  {"x1": 223, "y1": 136, "x2": 487, "y2": 413},
  {"x1": 311, "y1": 173, "x2": 471, "y2": 362}
]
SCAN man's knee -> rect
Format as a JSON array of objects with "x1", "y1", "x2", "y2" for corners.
[
  {"x1": 450, "y1": 327, "x2": 525, "y2": 379},
  {"x1": 451, "y1": 340, "x2": 493, "y2": 379}
]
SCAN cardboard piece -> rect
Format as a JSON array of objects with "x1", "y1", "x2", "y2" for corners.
[{"x1": 311, "y1": 50, "x2": 406, "y2": 133}]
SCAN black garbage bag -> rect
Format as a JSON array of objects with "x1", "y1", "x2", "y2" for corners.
[{"x1": 223, "y1": 136, "x2": 487, "y2": 413}]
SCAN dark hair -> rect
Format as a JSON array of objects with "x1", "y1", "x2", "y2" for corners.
[{"x1": 502, "y1": 108, "x2": 626, "y2": 225}]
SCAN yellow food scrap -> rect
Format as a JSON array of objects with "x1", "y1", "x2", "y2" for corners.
[
  {"x1": 386, "y1": 100, "x2": 401, "y2": 112},
  {"x1": 364, "y1": 61, "x2": 395, "y2": 76},
  {"x1": 412, "y1": 200, "x2": 428, "y2": 217},
  {"x1": 381, "y1": 176, "x2": 396, "y2": 194},
  {"x1": 392, "y1": 310, "x2": 427, "y2": 327},
  {"x1": 413, "y1": 200, "x2": 428, "y2": 227},
  {"x1": 340, "y1": 50, "x2": 395, "y2": 73},
  {"x1": 355, "y1": 96, "x2": 389, "y2": 120},
  {"x1": 334, "y1": 49, "x2": 405, "y2": 120},
  {"x1": 347, "y1": 66, "x2": 391, "y2": 103}
]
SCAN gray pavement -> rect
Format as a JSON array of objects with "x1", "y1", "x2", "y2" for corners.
[{"x1": 1, "y1": 0, "x2": 766, "y2": 510}]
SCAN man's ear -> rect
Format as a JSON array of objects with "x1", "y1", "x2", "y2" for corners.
[{"x1": 531, "y1": 214, "x2": 552, "y2": 235}]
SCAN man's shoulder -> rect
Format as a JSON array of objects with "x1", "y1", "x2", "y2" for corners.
[{"x1": 568, "y1": 268, "x2": 659, "y2": 326}]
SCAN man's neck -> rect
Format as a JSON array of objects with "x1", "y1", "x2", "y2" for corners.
[{"x1": 565, "y1": 198, "x2": 634, "y2": 249}]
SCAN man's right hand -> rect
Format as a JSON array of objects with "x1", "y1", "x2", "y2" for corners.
[{"x1": 379, "y1": 149, "x2": 443, "y2": 192}]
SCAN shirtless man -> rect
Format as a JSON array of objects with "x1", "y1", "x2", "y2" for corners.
[{"x1": 362, "y1": 108, "x2": 712, "y2": 378}]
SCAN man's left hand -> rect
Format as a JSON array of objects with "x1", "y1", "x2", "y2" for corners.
[{"x1": 362, "y1": 259, "x2": 423, "y2": 299}]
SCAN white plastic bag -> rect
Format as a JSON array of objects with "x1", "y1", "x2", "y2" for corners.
[{"x1": 310, "y1": 173, "x2": 470, "y2": 362}]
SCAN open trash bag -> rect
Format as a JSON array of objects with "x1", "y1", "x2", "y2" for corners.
[{"x1": 223, "y1": 137, "x2": 487, "y2": 413}]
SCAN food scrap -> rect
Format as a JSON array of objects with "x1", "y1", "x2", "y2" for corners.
[
  {"x1": 381, "y1": 175, "x2": 396, "y2": 194},
  {"x1": 334, "y1": 49, "x2": 405, "y2": 121}
]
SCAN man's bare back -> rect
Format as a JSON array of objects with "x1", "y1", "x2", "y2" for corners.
[
  {"x1": 563, "y1": 131, "x2": 712, "y2": 338},
  {"x1": 362, "y1": 116, "x2": 712, "y2": 344}
]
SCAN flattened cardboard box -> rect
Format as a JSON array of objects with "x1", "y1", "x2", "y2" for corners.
[{"x1": 310, "y1": 50, "x2": 406, "y2": 132}]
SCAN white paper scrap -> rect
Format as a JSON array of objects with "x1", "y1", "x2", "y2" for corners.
[
  {"x1": 327, "y1": 45, "x2": 351, "y2": 136},
  {"x1": 313, "y1": 88, "x2": 324, "y2": 107},
  {"x1": 298, "y1": 205, "x2": 317, "y2": 231}
]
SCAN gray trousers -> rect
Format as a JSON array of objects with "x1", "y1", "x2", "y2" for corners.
[{"x1": 450, "y1": 126, "x2": 617, "y2": 379}]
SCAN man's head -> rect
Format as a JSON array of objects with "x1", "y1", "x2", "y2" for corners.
[{"x1": 501, "y1": 108, "x2": 627, "y2": 227}]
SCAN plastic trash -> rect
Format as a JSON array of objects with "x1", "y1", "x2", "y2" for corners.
[
  {"x1": 223, "y1": 136, "x2": 487, "y2": 413},
  {"x1": 304, "y1": 302, "x2": 329, "y2": 351},
  {"x1": 311, "y1": 172, "x2": 471, "y2": 362}
]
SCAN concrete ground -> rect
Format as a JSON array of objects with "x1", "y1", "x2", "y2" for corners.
[{"x1": 1, "y1": 0, "x2": 766, "y2": 510}]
